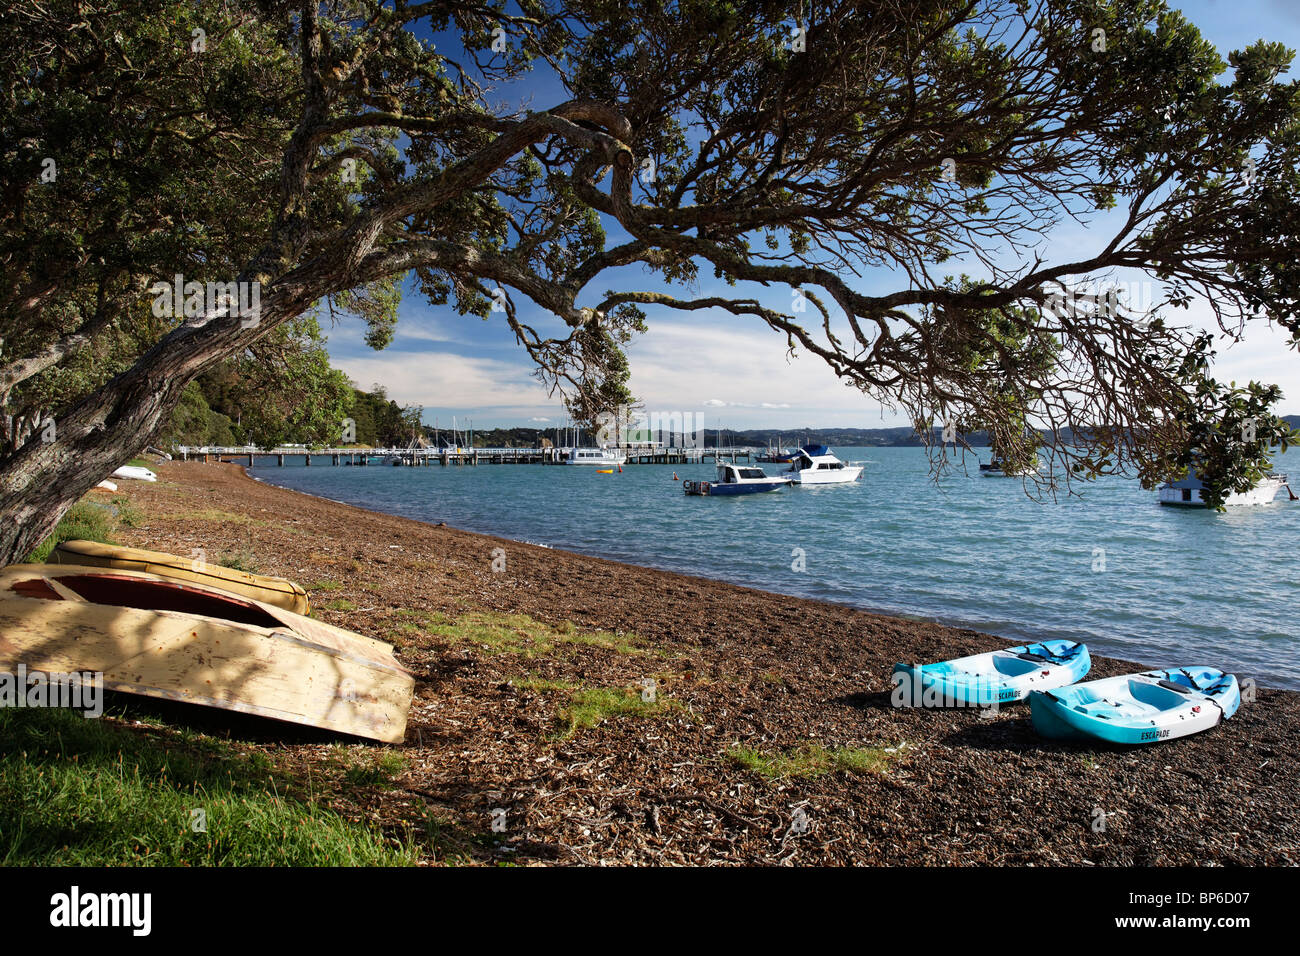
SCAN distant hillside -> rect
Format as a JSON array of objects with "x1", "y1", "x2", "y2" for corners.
[{"x1": 455, "y1": 418, "x2": 1300, "y2": 450}]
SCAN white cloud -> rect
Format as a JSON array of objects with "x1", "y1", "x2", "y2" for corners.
[
  {"x1": 333, "y1": 351, "x2": 561, "y2": 412},
  {"x1": 625, "y1": 317, "x2": 900, "y2": 426}
]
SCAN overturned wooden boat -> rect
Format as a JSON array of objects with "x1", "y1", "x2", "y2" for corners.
[
  {"x1": 0, "y1": 563, "x2": 412, "y2": 743},
  {"x1": 49, "y1": 539, "x2": 310, "y2": 615}
]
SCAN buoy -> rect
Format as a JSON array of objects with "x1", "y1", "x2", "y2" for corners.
[
  {"x1": 618, "y1": 465, "x2": 623, "y2": 473},
  {"x1": 673, "y1": 472, "x2": 679, "y2": 481},
  {"x1": 596, "y1": 469, "x2": 613, "y2": 474}
]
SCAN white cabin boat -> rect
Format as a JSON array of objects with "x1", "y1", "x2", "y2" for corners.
[
  {"x1": 782, "y1": 445, "x2": 863, "y2": 484},
  {"x1": 561, "y1": 446, "x2": 627, "y2": 466},
  {"x1": 1159, "y1": 471, "x2": 1292, "y2": 507}
]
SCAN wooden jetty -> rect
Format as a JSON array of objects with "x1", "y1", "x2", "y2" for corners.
[{"x1": 175, "y1": 444, "x2": 757, "y2": 467}]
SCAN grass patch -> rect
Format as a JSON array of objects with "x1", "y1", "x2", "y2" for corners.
[
  {"x1": 0, "y1": 708, "x2": 416, "y2": 866},
  {"x1": 330, "y1": 747, "x2": 407, "y2": 789},
  {"x1": 23, "y1": 500, "x2": 117, "y2": 563},
  {"x1": 427, "y1": 611, "x2": 641, "y2": 658},
  {"x1": 309, "y1": 579, "x2": 344, "y2": 592},
  {"x1": 322, "y1": 598, "x2": 358, "y2": 612},
  {"x1": 110, "y1": 496, "x2": 145, "y2": 528},
  {"x1": 518, "y1": 675, "x2": 671, "y2": 739},
  {"x1": 216, "y1": 550, "x2": 260, "y2": 573},
  {"x1": 729, "y1": 741, "x2": 896, "y2": 780},
  {"x1": 560, "y1": 686, "x2": 668, "y2": 737}
]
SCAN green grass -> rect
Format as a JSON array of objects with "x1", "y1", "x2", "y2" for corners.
[
  {"x1": 516, "y1": 675, "x2": 671, "y2": 738},
  {"x1": 729, "y1": 741, "x2": 896, "y2": 780},
  {"x1": 560, "y1": 686, "x2": 668, "y2": 736},
  {"x1": 23, "y1": 500, "x2": 118, "y2": 563},
  {"x1": 330, "y1": 747, "x2": 407, "y2": 789},
  {"x1": 0, "y1": 708, "x2": 416, "y2": 866},
  {"x1": 427, "y1": 611, "x2": 641, "y2": 657},
  {"x1": 215, "y1": 550, "x2": 260, "y2": 573},
  {"x1": 110, "y1": 496, "x2": 144, "y2": 528},
  {"x1": 322, "y1": 598, "x2": 358, "y2": 612},
  {"x1": 309, "y1": 579, "x2": 344, "y2": 592}
]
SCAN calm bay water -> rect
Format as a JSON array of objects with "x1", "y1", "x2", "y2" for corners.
[{"x1": 255, "y1": 446, "x2": 1300, "y2": 689}]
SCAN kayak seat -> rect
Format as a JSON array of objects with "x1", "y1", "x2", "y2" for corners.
[
  {"x1": 1128, "y1": 679, "x2": 1190, "y2": 711},
  {"x1": 992, "y1": 656, "x2": 1042, "y2": 677}
]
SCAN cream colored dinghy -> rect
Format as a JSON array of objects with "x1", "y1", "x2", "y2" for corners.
[
  {"x1": 49, "y1": 540, "x2": 310, "y2": 615},
  {"x1": 0, "y1": 564, "x2": 412, "y2": 743}
]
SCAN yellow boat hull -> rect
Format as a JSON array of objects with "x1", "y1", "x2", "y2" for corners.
[
  {"x1": 0, "y1": 564, "x2": 412, "y2": 743},
  {"x1": 49, "y1": 539, "x2": 310, "y2": 615}
]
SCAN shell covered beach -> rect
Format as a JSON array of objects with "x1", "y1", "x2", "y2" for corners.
[{"x1": 92, "y1": 461, "x2": 1300, "y2": 865}]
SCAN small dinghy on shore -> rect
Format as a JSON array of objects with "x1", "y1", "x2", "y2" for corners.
[
  {"x1": 893, "y1": 639, "x2": 1090, "y2": 707},
  {"x1": 0, "y1": 563, "x2": 412, "y2": 742},
  {"x1": 49, "y1": 540, "x2": 311, "y2": 615},
  {"x1": 1029, "y1": 667, "x2": 1240, "y2": 745},
  {"x1": 112, "y1": 464, "x2": 158, "y2": 482}
]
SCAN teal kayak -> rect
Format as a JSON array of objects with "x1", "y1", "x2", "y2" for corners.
[
  {"x1": 892, "y1": 639, "x2": 1090, "y2": 708},
  {"x1": 1029, "y1": 667, "x2": 1241, "y2": 745}
]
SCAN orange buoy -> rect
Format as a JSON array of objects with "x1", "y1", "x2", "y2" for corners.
[{"x1": 673, "y1": 472, "x2": 679, "y2": 481}]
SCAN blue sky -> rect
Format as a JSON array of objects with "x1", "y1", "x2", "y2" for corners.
[{"x1": 322, "y1": 1, "x2": 1300, "y2": 430}]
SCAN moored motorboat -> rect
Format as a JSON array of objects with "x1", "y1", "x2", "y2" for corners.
[
  {"x1": 892, "y1": 639, "x2": 1090, "y2": 708},
  {"x1": 782, "y1": 445, "x2": 863, "y2": 484},
  {"x1": 49, "y1": 539, "x2": 311, "y2": 615},
  {"x1": 1029, "y1": 667, "x2": 1240, "y2": 745},
  {"x1": 1158, "y1": 470, "x2": 1294, "y2": 507},
  {"x1": 683, "y1": 462, "x2": 792, "y2": 496},
  {"x1": 561, "y1": 446, "x2": 628, "y2": 466},
  {"x1": 979, "y1": 456, "x2": 1042, "y2": 477},
  {"x1": 756, "y1": 443, "x2": 798, "y2": 464},
  {"x1": 0, "y1": 563, "x2": 412, "y2": 743}
]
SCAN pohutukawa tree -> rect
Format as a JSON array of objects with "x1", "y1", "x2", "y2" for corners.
[{"x1": 3, "y1": 0, "x2": 1299, "y2": 562}]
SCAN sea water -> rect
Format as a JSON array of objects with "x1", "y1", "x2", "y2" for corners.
[{"x1": 256, "y1": 446, "x2": 1300, "y2": 689}]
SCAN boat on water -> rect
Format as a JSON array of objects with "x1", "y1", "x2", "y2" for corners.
[
  {"x1": 561, "y1": 446, "x2": 627, "y2": 466},
  {"x1": 683, "y1": 461, "x2": 792, "y2": 496},
  {"x1": 1158, "y1": 470, "x2": 1294, "y2": 507},
  {"x1": 756, "y1": 443, "x2": 798, "y2": 464},
  {"x1": 49, "y1": 539, "x2": 311, "y2": 615},
  {"x1": 979, "y1": 456, "x2": 1042, "y2": 477},
  {"x1": 1029, "y1": 667, "x2": 1240, "y2": 745},
  {"x1": 781, "y1": 445, "x2": 863, "y2": 484},
  {"x1": 0, "y1": 562, "x2": 412, "y2": 743}
]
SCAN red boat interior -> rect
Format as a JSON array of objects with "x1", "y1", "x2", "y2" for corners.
[{"x1": 11, "y1": 573, "x2": 284, "y2": 629}]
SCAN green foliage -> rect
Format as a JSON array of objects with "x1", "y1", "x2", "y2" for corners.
[
  {"x1": 23, "y1": 500, "x2": 116, "y2": 563},
  {"x1": 160, "y1": 381, "x2": 235, "y2": 447}
]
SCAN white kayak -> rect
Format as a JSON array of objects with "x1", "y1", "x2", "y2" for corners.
[
  {"x1": 892, "y1": 639, "x2": 1091, "y2": 707},
  {"x1": 1030, "y1": 667, "x2": 1241, "y2": 745},
  {"x1": 112, "y1": 465, "x2": 157, "y2": 482}
]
